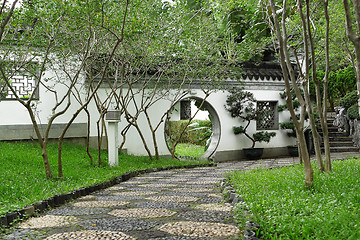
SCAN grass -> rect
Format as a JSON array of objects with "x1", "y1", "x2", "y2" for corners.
[
  {"x1": 229, "y1": 159, "x2": 360, "y2": 240},
  {"x1": 0, "y1": 141, "x2": 208, "y2": 216},
  {"x1": 175, "y1": 143, "x2": 205, "y2": 158}
]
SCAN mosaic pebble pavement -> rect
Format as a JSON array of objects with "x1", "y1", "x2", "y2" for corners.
[{"x1": 3, "y1": 158, "x2": 299, "y2": 239}]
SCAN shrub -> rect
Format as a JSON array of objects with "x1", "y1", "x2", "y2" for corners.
[
  {"x1": 225, "y1": 88, "x2": 276, "y2": 148},
  {"x1": 167, "y1": 120, "x2": 212, "y2": 146},
  {"x1": 253, "y1": 131, "x2": 276, "y2": 143},
  {"x1": 347, "y1": 104, "x2": 360, "y2": 119},
  {"x1": 339, "y1": 90, "x2": 358, "y2": 109}
]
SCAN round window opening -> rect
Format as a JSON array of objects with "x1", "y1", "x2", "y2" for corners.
[{"x1": 165, "y1": 97, "x2": 221, "y2": 160}]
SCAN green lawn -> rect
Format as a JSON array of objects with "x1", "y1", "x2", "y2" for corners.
[
  {"x1": 229, "y1": 158, "x2": 360, "y2": 240},
  {"x1": 175, "y1": 143, "x2": 206, "y2": 158},
  {"x1": 0, "y1": 141, "x2": 208, "y2": 216}
]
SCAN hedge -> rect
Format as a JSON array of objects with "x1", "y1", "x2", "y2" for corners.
[
  {"x1": 166, "y1": 120, "x2": 212, "y2": 146},
  {"x1": 339, "y1": 90, "x2": 358, "y2": 109}
]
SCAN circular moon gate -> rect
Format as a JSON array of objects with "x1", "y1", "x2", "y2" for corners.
[{"x1": 165, "y1": 96, "x2": 221, "y2": 160}]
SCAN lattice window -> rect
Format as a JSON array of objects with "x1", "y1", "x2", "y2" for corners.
[
  {"x1": 1, "y1": 68, "x2": 39, "y2": 100},
  {"x1": 256, "y1": 101, "x2": 278, "y2": 130},
  {"x1": 180, "y1": 100, "x2": 191, "y2": 120}
]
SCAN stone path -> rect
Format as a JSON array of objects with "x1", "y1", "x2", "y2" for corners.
[{"x1": 3, "y1": 153, "x2": 358, "y2": 240}]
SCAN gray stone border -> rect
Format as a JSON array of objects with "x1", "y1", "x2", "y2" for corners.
[{"x1": 219, "y1": 179, "x2": 261, "y2": 240}]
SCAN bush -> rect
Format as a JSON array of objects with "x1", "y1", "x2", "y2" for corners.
[
  {"x1": 167, "y1": 120, "x2": 212, "y2": 146},
  {"x1": 347, "y1": 104, "x2": 360, "y2": 119},
  {"x1": 339, "y1": 90, "x2": 358, "y2": 109},
  {"x1": 253, "y1": 131, "x2": 276, "y2": 143}
]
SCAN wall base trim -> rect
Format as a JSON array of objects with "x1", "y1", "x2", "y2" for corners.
[{"x1": 212, "y1": 147, "x2": 290, "y2": 162}]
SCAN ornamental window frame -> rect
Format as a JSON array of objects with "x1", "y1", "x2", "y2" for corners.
[
  {"x1": 256, "y1": 101, "x2": 279, "y2": 130},
  {"x1": 0, "y1": 62, "x2": 39, "y2": 101}
]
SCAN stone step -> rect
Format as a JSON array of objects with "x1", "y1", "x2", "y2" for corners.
[
  {"x1": 326, "y1": 131, "x2": 349, "y2": 137},
  {"x1": 327, "y1": 126, "x2": 340, "y2": 132},
  {"x1": 325, "y1": 141, "x2": 355, "y2": 147},
  {"x1": 329, "y1": 137, "x2": 353, "y2": 143},
  {"x1": 324, "y1": 146, "x2": 360, "y2": 153}
]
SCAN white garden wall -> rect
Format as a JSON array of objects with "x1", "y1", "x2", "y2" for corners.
[{"x1": 0, "y1": 63, "x2": 296, "y2": 161}]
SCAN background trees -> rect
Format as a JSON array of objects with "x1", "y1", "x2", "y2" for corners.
[{"x1": 1, "y1": 0, "x2": 231, "y2": 178}]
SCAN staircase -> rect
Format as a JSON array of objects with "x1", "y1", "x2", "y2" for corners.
[{"x1": 319, "y1": 112, "x2": 360, "y2": 153}]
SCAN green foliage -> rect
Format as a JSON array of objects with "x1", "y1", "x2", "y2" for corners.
[
  {"x1": 225, "y1": 87, "x2": 276, "y2": 148},
  {"x1": 187, "y1": 121, "x2": 212, "y2": 148},
  {"x1": 225, "y1": 88, "x2": 257, "y2": 120},
  {"x1": 339, "y1": 90, "x2": 358, "y2": 109},
  {"x1": 233, "y1": 126, "x2": 245, "y2": 135},
  {"x1": 0, "y1": 141, "x2": 207, "y2": 216},
  {"x1": 347, "y1": 104, "x2": 360, "y2": 120},
  {"x1": 313, "y1": 66, "x2": 357, "y2": 109},
  {"x1": 280, "y1": 121, "x2": 296, "y2": 137},
  {"x1": 206, "y1": 0, "x2": 272, "y2": 61},
  {"x1": 253, "y1": 131, "x2": 276, "y2": 143},
  {"x1": 229, "y1": 158, "x2": 360, "y2": 239},
  {"x1": 167, "y1": 120, "x2": 212, "y2": 146}
]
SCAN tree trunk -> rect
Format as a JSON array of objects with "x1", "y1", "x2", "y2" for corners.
[
  {"x1": 41, "y1": 145, "x2": 53, "y2": 179},
  {"x1": 300, "y1": 0, "x2": 324, "y2": 172},
  {"x1": 84, "y1": 107, "x2": 93, "y2": 165},
  {"x1": 322, "y1": 0, "x2": 332, "y2": 171},
  {"x1": 344, "y1": 0, "x2": 360, "y2": 127},
  {"x1": 298, "y1": 131, "x2": 314, "y2": 187},
  {"x1": 268, "y1": 0, "x2": 313, "y2": 187},
  {"x1": 304, "y1": 83, "x2": 324, "y2": 172},
  {"x1": 144, "y1": 109, "x2": 160, "y2": 160},
  {"x1": 26, "y1": 105, "x2": 53, "y2": 179}
]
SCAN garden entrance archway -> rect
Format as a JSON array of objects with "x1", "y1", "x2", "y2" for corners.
[{"x1": 165, "y1": 96, "x2": 221, "y2": 160}]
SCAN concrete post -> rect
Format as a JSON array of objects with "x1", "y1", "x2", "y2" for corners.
[{"x1": 105, "y1": 110, "x2": 121, "y2": 167}]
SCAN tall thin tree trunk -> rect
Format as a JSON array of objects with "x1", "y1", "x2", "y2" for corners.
[
  {"x1": 84, "y1": 107, "x2": 93, "y2": 165},
  {"x1": 304, "y1": 84, "x2": 324, "y2": 172},
  {"x1": 144, "y1": 109, "x2": 159, "y2": 160},
  {"x1": 321, "y1": 0, "x2": 332, "y2": 171},
  {"x1": 26, "y1": 105, "x2": 53, "y2": 179},
  {"x1": 268, "y1": 0, "x2": 313, "y2": 187},
  {"x1": 298, "y1": 131, "x2": 314, "y2": 187}
]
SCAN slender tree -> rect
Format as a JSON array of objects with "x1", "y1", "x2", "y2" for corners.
[
  {"x1": 266, "y1": 0, "x2": 314, "y2": 187},
  {"x1": 344, "y1": 0, "x2": 360, "y2": 116}
]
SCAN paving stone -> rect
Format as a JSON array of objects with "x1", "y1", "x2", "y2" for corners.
[
  {"x1": 138, "y1": 183, "x2": 178, "y2": 188},
  {"x1": 47, "y1": 207, "x2": 110, "y2": 216},
  {"x1": 45, "y1": 230, "x2": 135, "y2": 240},
  {"x1": 108, "y1": 208, "x2": 176, "y2": 218},
  {"x1": 72, "y1": 200, "x2": 128, "y2": 208},
  {"x1": 3, "y1": 229, "x2": 46, "y2": 240},
  {"x1": 112, "y1": 191, "x2": 158, "y2": 196},
  {"x1": 130, "y1": 201, "x2": 190, "y2": 209},
  {"x1": 107, "y1": 186, "x2": 125, "y2": 191},
  {"x1": 79, "y1": 217, "x2": 159, "y2": 231},
  {"x1": 147, "y1": 236, "x2": 210, "y2": 240},
  {"x1": 170, "y1": 187, "x2": 211, "y2": 193},
  {"x1": 198, "y1": 197, "x2": 223, "y2": 204},
  {"x1": 96, "y1": 195, "x2": 144, "y2": 201},
  {"x1": 193, "y1": 203, "x2": 233, "y2": 212},
  {"x1": 158, "y1": 221, "x2": 241, "y2": 238},
  {"x1": 177, "y1": 210, "x2": 233, "y2": 222},
  {"x1": 19, "y1": 215, "x2": 79, "y2": 229},
  {"x1": 145, "y1": 196, "x2": 199, "y2": 203}
]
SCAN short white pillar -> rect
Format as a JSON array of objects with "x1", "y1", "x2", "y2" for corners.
[{"x1": 105, "y1": 110, "x2": 121, "y2": 167}]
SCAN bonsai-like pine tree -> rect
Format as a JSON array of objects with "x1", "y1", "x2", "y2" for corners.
[{"x1": 225, "y1": 87, "x2": 276, "y2": 148}]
